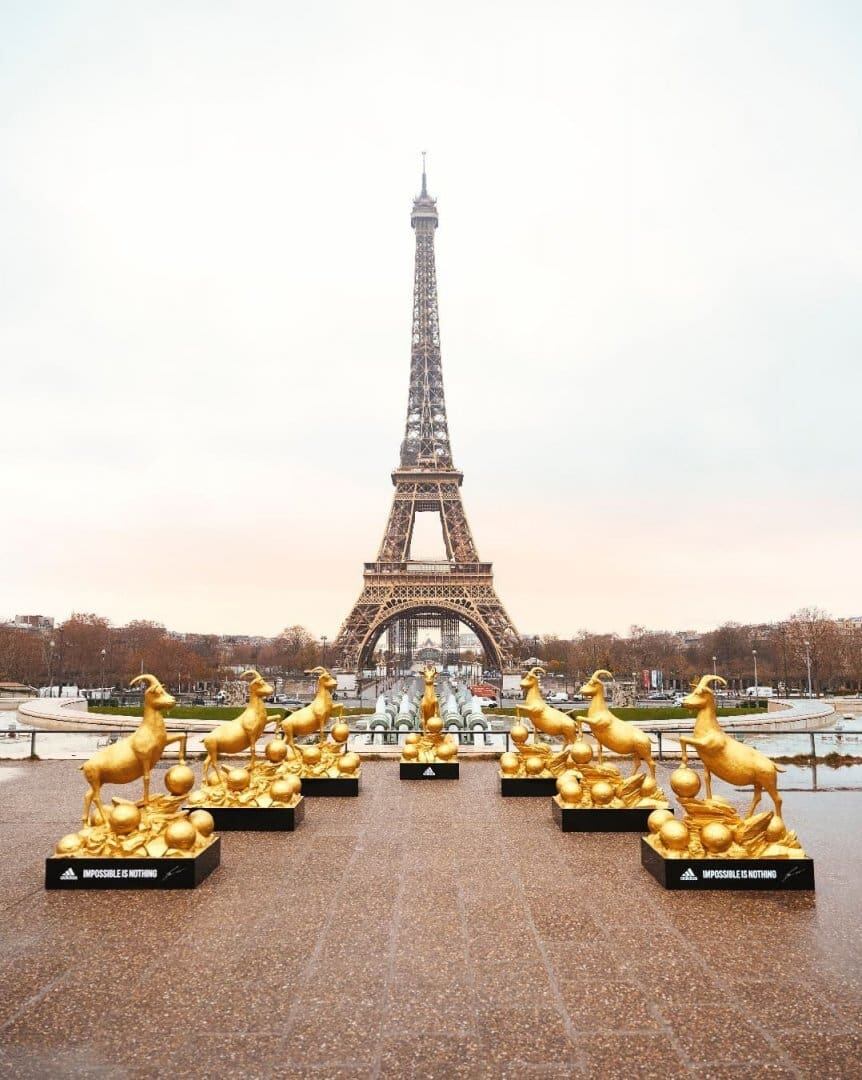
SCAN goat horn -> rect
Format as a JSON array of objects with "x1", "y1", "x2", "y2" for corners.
[
  {"x1": 590, "y1": 669, "x2": 613, "y2": 682},
  {"x1": 529, "y1": 666, "x2": 546, "y2": 678},
  {"x1": 695, "y1": 673, "x2": 727, "y2": 692},
  {"x1": 129, "y1": 673, "x2": 160, "y2": 690},
  {"x1": 240, "y1": 669, "x2": 263, "y2": 681}
]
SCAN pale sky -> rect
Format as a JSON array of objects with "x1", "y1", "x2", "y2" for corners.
[{"x1": 2, "y1": 1, "x2": 860, "y2": 640}]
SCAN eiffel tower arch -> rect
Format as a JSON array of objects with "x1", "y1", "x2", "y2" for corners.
[{"x1": 333, "y1": 164, "x2": 520, "y2": 672}]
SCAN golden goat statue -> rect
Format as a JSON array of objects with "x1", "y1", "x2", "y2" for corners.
[
  {"x1": 201, "y1": 669, "x2": 281, "y2": 786},
  {"x1": 577, "y1": 669, "x2": 657, "y2": 778},
  {"x1": 517, "y1": 666, "x2": 578, "y2": 747},
  {"x1": 80, "y1": 673, "x2": 188, "y2": 826},
  {"x1": 281, "y1": 666, "x2": 344, "y2": 749},
  {"x1": 678, "y1": 673, "x2": 784, "y2": 818}
]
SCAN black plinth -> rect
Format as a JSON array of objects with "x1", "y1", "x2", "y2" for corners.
[
  {"x1": 640, "y1": 838, "x2": 815, "y2": 890},
  {"x1": 400, "y1": 762, "x2": 460, "y2": 779},
  {"x1": 553, "y1": 802, "x2": 661, "y2": 832},
  {"x1": 501, "y1": 776, "x2": 557, "y2": 797},
  {"x1": 301, "y1": 776, "x2": 360, "y2": 797},
  {"x1": 191, "y1": 799, "x2": 304, "y2": 831},
  {"x1": 45, "y1": 837, "x2": 221, "y2": 890}
]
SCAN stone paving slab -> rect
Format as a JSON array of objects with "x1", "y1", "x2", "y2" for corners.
[{"x1": 0, "y1": 760, "x2": 860, "y2": 1078}]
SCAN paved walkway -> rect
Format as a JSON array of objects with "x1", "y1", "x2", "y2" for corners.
[{"x1": 0, "y1": 761, "x2": 860, "y2": 1078}]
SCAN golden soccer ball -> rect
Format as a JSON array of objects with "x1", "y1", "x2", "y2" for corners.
[
  {"x1": 331, "y1": 722, "x2": 350, "y2": 744},
  {"x1": 338, "y1": 752, "x2": 360, "y2": 774},
  {"x1": 570, "y1": 740, "x2": 593, "y2": 765},
  {"x1": 640, "y1": 776, "x2": 657, "y2": 796},
  {"x1": 188, "y1": 809, "x2": 215, "y2": 836},
  {"x1": 164, "y1": 764, "x2": 195, "y2": 796},
  {"x1": 524, "y1": 755, "x2": 545, "y2": 776},
  {"x1": 426, "y1": 717, "x2": 444, "y2": 735},
  {"x1": 108, "y1": 802, "x2": 142, "y2": 835},
  {"x1": 510, "y1": 723, "x2": 529, "y2": 745},
  {"x1": 647, "y1": 808, "x2": 674, "y2": 834},
  {"x1": 282, "y1": 774, "x2": 302, "y2": 799},
  {"x1": 590, "y1": 781, "x2": 614, "y2": 806},
  {"x1": 270, "y1": 779, "x2": 294, "y2": 804},
  {"x1": 670, "y1": 767, "x2": 701, "y2": 799},
  {"x1": 405, "y1": 732, "x2": 421, "y2": 745},
  {"x1": 55, "y1": 833, "x2": 83, "y2": 855},
  {"x1": 500, "y1": 752, "x2": 520, "y2": 775},
  {"x1": 659, "y1": 819, "x2": 690, "y2": 852},
  {"x1": 701, "y1": 821, "x2": 733, "y2": 853},
  {"x1": 265, "y1": 738, "x2": 288, "y2": 764},
  {"x1": 402, "y1": 743, "x2": 419, "y2": 761},
  {"x1": 556, "y1": 769, "x2": 580, "y2": 792},
  {"x1": 436, "y1": 742, "x2": 457, "y2": 761},
  {"x1": 765, "y1": 815, "x2": 787, "y2": 842},
  {"x1": 301, "y1": 744, "x2": 322, "y2": 766},
  {"x1": 165, "y1": 817, "x2": 197, "y2": 851},
  {"x1": 226, "y1": 767, "x2": 251, "y2": 792},
  {"x1": 558, "y1": 777, "x2": 582, "y2": 805}
]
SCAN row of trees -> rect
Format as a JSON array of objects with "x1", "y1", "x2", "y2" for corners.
[
  {"x1": 529, "y1": 608, "x2": 862, "y2": 694},
  {"x1": 0, "y1": 607, "x2": 859, "y2": 694}
]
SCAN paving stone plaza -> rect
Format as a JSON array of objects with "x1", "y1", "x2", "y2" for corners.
[{"x1": 2, "y1": 759, "x2": 860, "y2": 1078}]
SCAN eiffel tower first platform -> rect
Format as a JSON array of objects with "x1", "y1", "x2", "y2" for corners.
[{"x1": 334, "y1": 165, "x2": 521, "y2": 672}]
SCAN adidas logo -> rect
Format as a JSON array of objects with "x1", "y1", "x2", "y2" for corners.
[
  {"x1": 679, "y1": 867, "x2": 698, "y2": 882},
  {"x1": 60, "y1": 867, "x2": 78, "y2": 881},
  {"x1": 423, "y1": 767, "x2": 436, "y2": 777}
]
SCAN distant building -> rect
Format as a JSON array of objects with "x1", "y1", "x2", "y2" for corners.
[{"x1": 2, "y1": 615, "x2": 54, "y2": 632}]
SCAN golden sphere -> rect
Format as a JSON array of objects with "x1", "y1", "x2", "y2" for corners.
[
  {"x1": 647, "y1": 808, "x2": 674, "y2": 834},
  {"x1": 338, "y1": 752, "x2": 361, "y2": 774},
  {"x1": 556, "y1": 769, "x2": 580, "y2": 792},
  {"x1": 226, "y1": 767, "x2": 251, "y2": 792},
  {"x1": 301, "y1": 745, "x2": 322, "y2": 766},
  {"x1": 570, "y1": 740, "x2": 593, "y2": 765},
  {"x1": 108, "y1": 802, "x2": 142, "y2": 835},
  {"x1": 524, "y1": 755, "x2": 545, "y2": 776},
  {"x1": 206, "y1": 769, "x2": 222, "y2": 787},
  {"x1": 331, "y1": 722, "x2": 350, "y2": 744},
  {"x1": 500, "y1": 752, "x2": 520, "y2": 775},
  {"x1": 701, "y1": 821, "x2": 733, "y2": 853},
  {"x1": 641, "y1": 776, "x2": 657, "y2": 796},
  {"x1": 558, "y1": 777, "x2": 582, "y2": 805},
  {"x1": 164, "y1": 764, "x2": 195, "y2": 796},
  {"x1": 265, "y1": 738, "x2": 288, "y2": 763},
  {"x1": 270, "y1": 779, "x2": 294, "y2": 803},
  {"x1": 659, "y1": 819, "x2": 690, "y2": 851},
  {"x1": 510, "y1": 724, "x2": 529, "y2": 745},
  {"x1": 436, "y1": 742, "x2": 457, "y2": 761},
  {"x1": 165, "y1": 817, "x2": 197, "y2": 851},
  {"x1": 670, "y1": 767, "x2": 701, "y2": 798},
  {"x1": 188, "y1": 809, "x2": 215, "y2": 836},
  {"x1": 426, "y1": 717, "x2": 444, "y2": 735},
  {"x1": 56, "y1": 833, "x2": 83, "y2": 855},
  {"x1": 766, "y1": 815, "x2": 787, "y2": 842},
  {"x1": 402, "y1": 743, "x2": 419, "y2": 761},
  {"x1": 405, "y1": 732, "x2": 421, "y2": 745},
  {"x1": 591, "y1": 781, "x2": 614, "y2": 806}
]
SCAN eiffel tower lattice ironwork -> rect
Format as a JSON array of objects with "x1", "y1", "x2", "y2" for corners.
[{"x1": 334, "y1": 165, "x2": 521, "y2": 671}]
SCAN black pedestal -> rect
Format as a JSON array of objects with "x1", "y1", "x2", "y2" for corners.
[
  {"x1": 45, "y1": 838, "x2": 221, "y2": 890},
  {"x1": 301, "y1": 776, "x2": 360, "y2": 797},
  {"x1": 640, "y1": 838, "x2": 815, "y2": 890},
  {"x1": 553, "y1": 802, "x2": 660, "y2": 832},
  {"x1": 400, "y1": 762, "x2": 460, "y2": 779},
  {"x1": 192, "y1": 799, "x2": 304, "y2": 831},
  {"x1": 501, "y1": 776, "x2": 557, "y2": 797}
]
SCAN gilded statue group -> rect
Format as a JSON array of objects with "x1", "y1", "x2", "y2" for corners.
[{"x1": 51, "y1": 659, "x2": 806, "y2": 870}]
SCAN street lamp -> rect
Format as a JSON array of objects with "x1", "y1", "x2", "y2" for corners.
[
  {"x1": 321, "y1": 636, "x2": 328, "y2": 668},
  {"x1": 47, "y1": 639, "x2": 56, "y2": 697},
  {"x1": 100, "y1": 648, "x2": 107, "y2": 698},
  {"x1": 712, "y1": 655, "x2": 717, "y2": 679},
  {"x1": 752, "y1": 649, "x2": 758, "y2": 695},
  {"x1": 804, "y1": 640, "x2": 813, "y2": 698}
]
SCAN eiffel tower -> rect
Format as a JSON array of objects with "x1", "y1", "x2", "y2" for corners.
[{"x1": 334, "y1": 163, "x2": 520, "y2": 672}]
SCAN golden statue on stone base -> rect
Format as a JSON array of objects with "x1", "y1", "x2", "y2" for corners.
[
  {"x1": 274, "y1": 667, "x2": 360, "y2": 795},
  {"x1": 401, "y1": 666, "x2": 459, "y2": 778},
  {"x1": 550, "y1": 670, "x2": 668, "y2": 827},
  {"x1": 499, "y1": 667, "x2": 580, "y2": 794},
  {"x1": 187, "y1": 670, "x2": 304, "y2": 827},
  {"x1": 641, "y1": 674, "x2": 813, "y2": 890},
  {"x1": 47, "y1": 674, "x2": 219, "y2": 888}
]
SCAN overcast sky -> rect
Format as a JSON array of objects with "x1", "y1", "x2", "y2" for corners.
[{"x1": 2, "y1": 1, "x2": 860, "y2": 640}]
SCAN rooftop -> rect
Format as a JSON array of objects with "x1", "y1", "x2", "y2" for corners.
[{"x1": 1, "y1": 760, "x2": 860, "y2": 1076}]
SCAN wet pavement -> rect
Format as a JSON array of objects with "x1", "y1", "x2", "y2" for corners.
[{"x1": 0, "y1": 760, "x2": 860, "y2": 1078}]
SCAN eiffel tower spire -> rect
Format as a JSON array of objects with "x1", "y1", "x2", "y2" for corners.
[{"x1": 333, "y1": 168, "x2": 520, "y2": 672}]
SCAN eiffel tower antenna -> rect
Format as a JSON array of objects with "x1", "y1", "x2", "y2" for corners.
[{"x1": 333, "y1": 172, "x2": 520, "y2": 673}]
